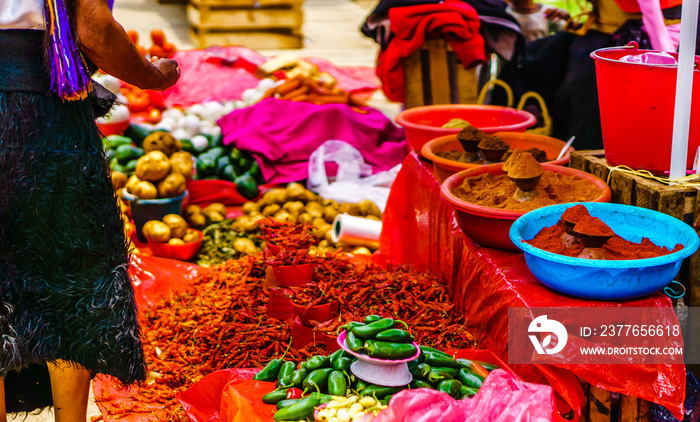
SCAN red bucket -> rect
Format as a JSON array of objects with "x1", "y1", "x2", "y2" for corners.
[
  {"x1": 395, "y1": 104, "x2": 536, "y2": 154},
  {"x1": 592, "y1": 42, "x2": 700, "y2": 173},
  {"x1": 266, "y1": 288, "x2": 296, "y2": 320},
  {"x1": 271, "y1": 263, "x2": 315, "y2": 288}
]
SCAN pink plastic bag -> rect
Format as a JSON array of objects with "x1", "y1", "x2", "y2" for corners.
[{"x1": 362, "y1": 370, "x2": 555, "y2": 422}]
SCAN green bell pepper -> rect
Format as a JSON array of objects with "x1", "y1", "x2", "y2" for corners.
[{"x1": 122, "y1": 123, "x2": 151, "y2": 146}]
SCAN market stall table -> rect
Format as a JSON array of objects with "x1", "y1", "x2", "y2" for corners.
[{"x1": 379, "y1": 152, "x2": 686, "y2": 421}]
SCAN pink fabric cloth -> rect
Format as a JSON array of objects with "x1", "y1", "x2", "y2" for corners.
[
  {"x1": 217, "y1": 98, "x2": 408, "y2": 184},
  {"x1": 160, "y1": 47, "x2": 380, "y2": 106}
]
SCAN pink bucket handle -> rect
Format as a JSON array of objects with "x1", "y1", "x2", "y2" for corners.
[{"x1": 625, "y1": 41, "x2": 639, "y2": 49}]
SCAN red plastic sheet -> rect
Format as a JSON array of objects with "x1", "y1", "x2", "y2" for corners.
[
  {"x1": 178, "y1": 368, "x2": 276, "y2": 422},
  {"x1": 159, "y1": 47, "x2": 379, "y2": 106},
  {"x1": 379, "y1": 152, "x2": 685, "y2": 420},
  {"x1": 177, "y1": 349, "x2": 536, "y2": 422}
]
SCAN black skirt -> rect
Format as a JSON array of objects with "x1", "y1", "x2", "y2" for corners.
[{"x1": 0, "y1": 29, "x2": 145, "y2": 411}]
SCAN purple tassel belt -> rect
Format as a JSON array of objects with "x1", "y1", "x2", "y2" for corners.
[{"x1": 0, "y1": 30, "x2": 51, "y2": 94}]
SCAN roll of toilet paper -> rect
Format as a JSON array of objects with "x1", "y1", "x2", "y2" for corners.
[{"x1": 331, "y1": 213, "x2": 382, "y2": 250}]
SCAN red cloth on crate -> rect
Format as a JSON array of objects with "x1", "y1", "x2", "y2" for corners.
[
  {"x1": 378, "y1": 152, "x2": 686, "y2": 420},
  {"x1": 377, "y1": 0, "x2": 486, "y2": 103}
]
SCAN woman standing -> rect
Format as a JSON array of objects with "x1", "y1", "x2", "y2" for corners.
[{"x1": 0, "y1": 0, "x2": 179, "y2": 419}]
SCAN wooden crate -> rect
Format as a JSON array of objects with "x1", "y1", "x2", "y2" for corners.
[
  {"x1": 403, "y1": 38, "x2": 479, "y2": 109},
  {"x1": 570, "y1": 150, "x2": 700, "y2": 378},
  {"x1": 580, "y1": 382, "x2": 651, "y2": 422},
  {"x1": 188, "y1": 0, "x2": 303, "y2": 49}
]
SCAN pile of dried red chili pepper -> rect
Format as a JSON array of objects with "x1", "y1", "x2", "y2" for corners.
[
  {"x1": 93, "y1": 253, "x2": 476, "y2": 421},
  {"x1": 259, "y1": 218, "x2": 319, "y2": 250}
]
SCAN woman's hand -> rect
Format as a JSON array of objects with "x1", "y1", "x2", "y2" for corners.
[
  {"x1": 150, "y1": 59, "x2": 180, "y2": 91},
  {"x1": 75, "y1": 0, "x2": 181, "y2": 90}
]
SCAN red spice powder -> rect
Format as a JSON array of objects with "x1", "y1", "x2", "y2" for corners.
[
  {"x1": 603, "y1": 236, "x2": 683, "y2": 260},
  {"x1": 573, "y1": 215, "x2": 615, "y2": 237},
  {"x1": 561, "y1": 204, "x2": 590, "y2": 223},
  {"x1": 527, "y1": 223, "x2": 585, "y2": 257},
  {"x1": 527, "y1": 214, "x2": 684, "y2": 260}
]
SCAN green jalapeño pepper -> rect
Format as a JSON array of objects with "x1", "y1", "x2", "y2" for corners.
[
  {"x1": 431, "y1": 367, "x2": 459, "y2": 378},
  {"x1": 302, "y1": 368, "x2": 334, "y2": 392},
  {"x1": 360, "y1": 385, "x2": 402, "y2": 399},
  {"x1": 275, "y1": 398, "x2": 299, "y2": 410},
  {"x1": 354, "y1": 379, "x2": 370, "y2": 392},
  {"x1": 253, "y1": 359, "x2": 283, "y2": 381},
  {"x1": 328, "y1": 349, "x2": 345, "y2": 367},
  {"x1": 276, "y1": 376, "x2": 295, "y2": 389},
  {"x1": 410, "y1": 363, "x2": 431, "y2": 380},
  {"x1": 328, "y1": 370, "x2": 347, "y2": 396},
  {"x1": 346, "y1": 331, "x2": 364, "y2": 351},
  {"x1": 332, "y1": 356, "x2": 353, "y2": 371},
  {"x1": 459, "y1": 385, "x2": 480, "y2": 399},
  {"x1": 375, "y1": 328, "x2": 414, "y2": 343},
  {"x1": 410, "y1": 380, "x2": 433, "y2": 389},
  {"x1": 304, "y1": 355, "x2": 330, "y2": 372},
  {"x1": 420, "y1": 346, "x2": 452, "y2": 359},
  {"x1": 424, "y1": 353, "x2": 461, "y2": 369},
  {"x1": 437, "y1": 379, "x2": 463, "y2": 399},
  {"x1": 339, "y1": 321, "x2": 364, "y2": 335},
  {"x1": 272, "y1": 395, "x2": 320, "y2": 421},
  {"x1": 289, "y1": 369, "x2": 308, "y2": 388},
  {"x1": 427, "y1": 369, "x2": 454, "y2": 384},
  {"x1": 262, "y1": 388, "x2": 291, "y2": 404},
  {"x1": 364, "y1": 315, "x2": 382, "y2": 324},
  {"x1": 277, "y1": 361, "x2": 296, "y2": 381},
  {"x1": 351, "y1": 318, "x2": 396, "y2": 339},
  {"x1": 458, "y1": 368, "x2": 484, "y2": 389},
  {"x1": 362, "y1": 340, "x2": 418, "y2": 360}
]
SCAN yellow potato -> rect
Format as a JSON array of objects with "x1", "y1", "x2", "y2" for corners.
[
  {"x1": 132, "y1": 181, "x2": 158, "y2": 200},
  {"x1": 157, "y1": 173, "x2": 186, "y2": 198},
  {"x1": 242, "y1": 202, "x2": 260, "y2": 215},
  {"x1": 203, "y1": 203, "x2": 228, "y2": 216},
  {"x1": 142, "y1": 220, "x2": 171, "y2": 243},
  {"x1": 168, "y1": 238, "x2": 185, "y2": 246},
  {"x1": 111, "y1": 171, "x2": 128, "y2": 190},
  {"x1": 183, "y1": 229, "x2": 200, "y2": 243},
  {"x1": 162, "y1": 214, "x2": 188, "y2": 239},
  {"x1": 135, "y1": 150, "x2": 171, "y2": 182},
  {"x1": 262, "y1": 204, "x2": 281, "y2": 216},
  {"x1": 169, "y1": 151, "x2": 194, "y2": 180}
]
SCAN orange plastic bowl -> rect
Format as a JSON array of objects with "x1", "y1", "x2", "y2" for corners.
[
  {"x1": 422, "y1": 132, "x2": 575, "y2": 183},
  {"x1": 440, "y1": 164, "x2": 611, "y2": 251},
  {"x1": 147, "y1": 230, "x2": 203, "y2": 261},
  {"x1": 395, "y1": 105, "x2": 537, "y2": 154}
]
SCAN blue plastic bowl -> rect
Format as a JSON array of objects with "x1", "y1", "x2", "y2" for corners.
[
  {"x1": 509, "y1": 202, "x2": 700, "y2": 300},
  {"x1": 122, "y1": 190, "x2": 188, "y2": 243}
]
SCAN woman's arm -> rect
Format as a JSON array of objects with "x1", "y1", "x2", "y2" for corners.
[{"x1": 74, "y1": 0, "x2": 180, "y2": 90}]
